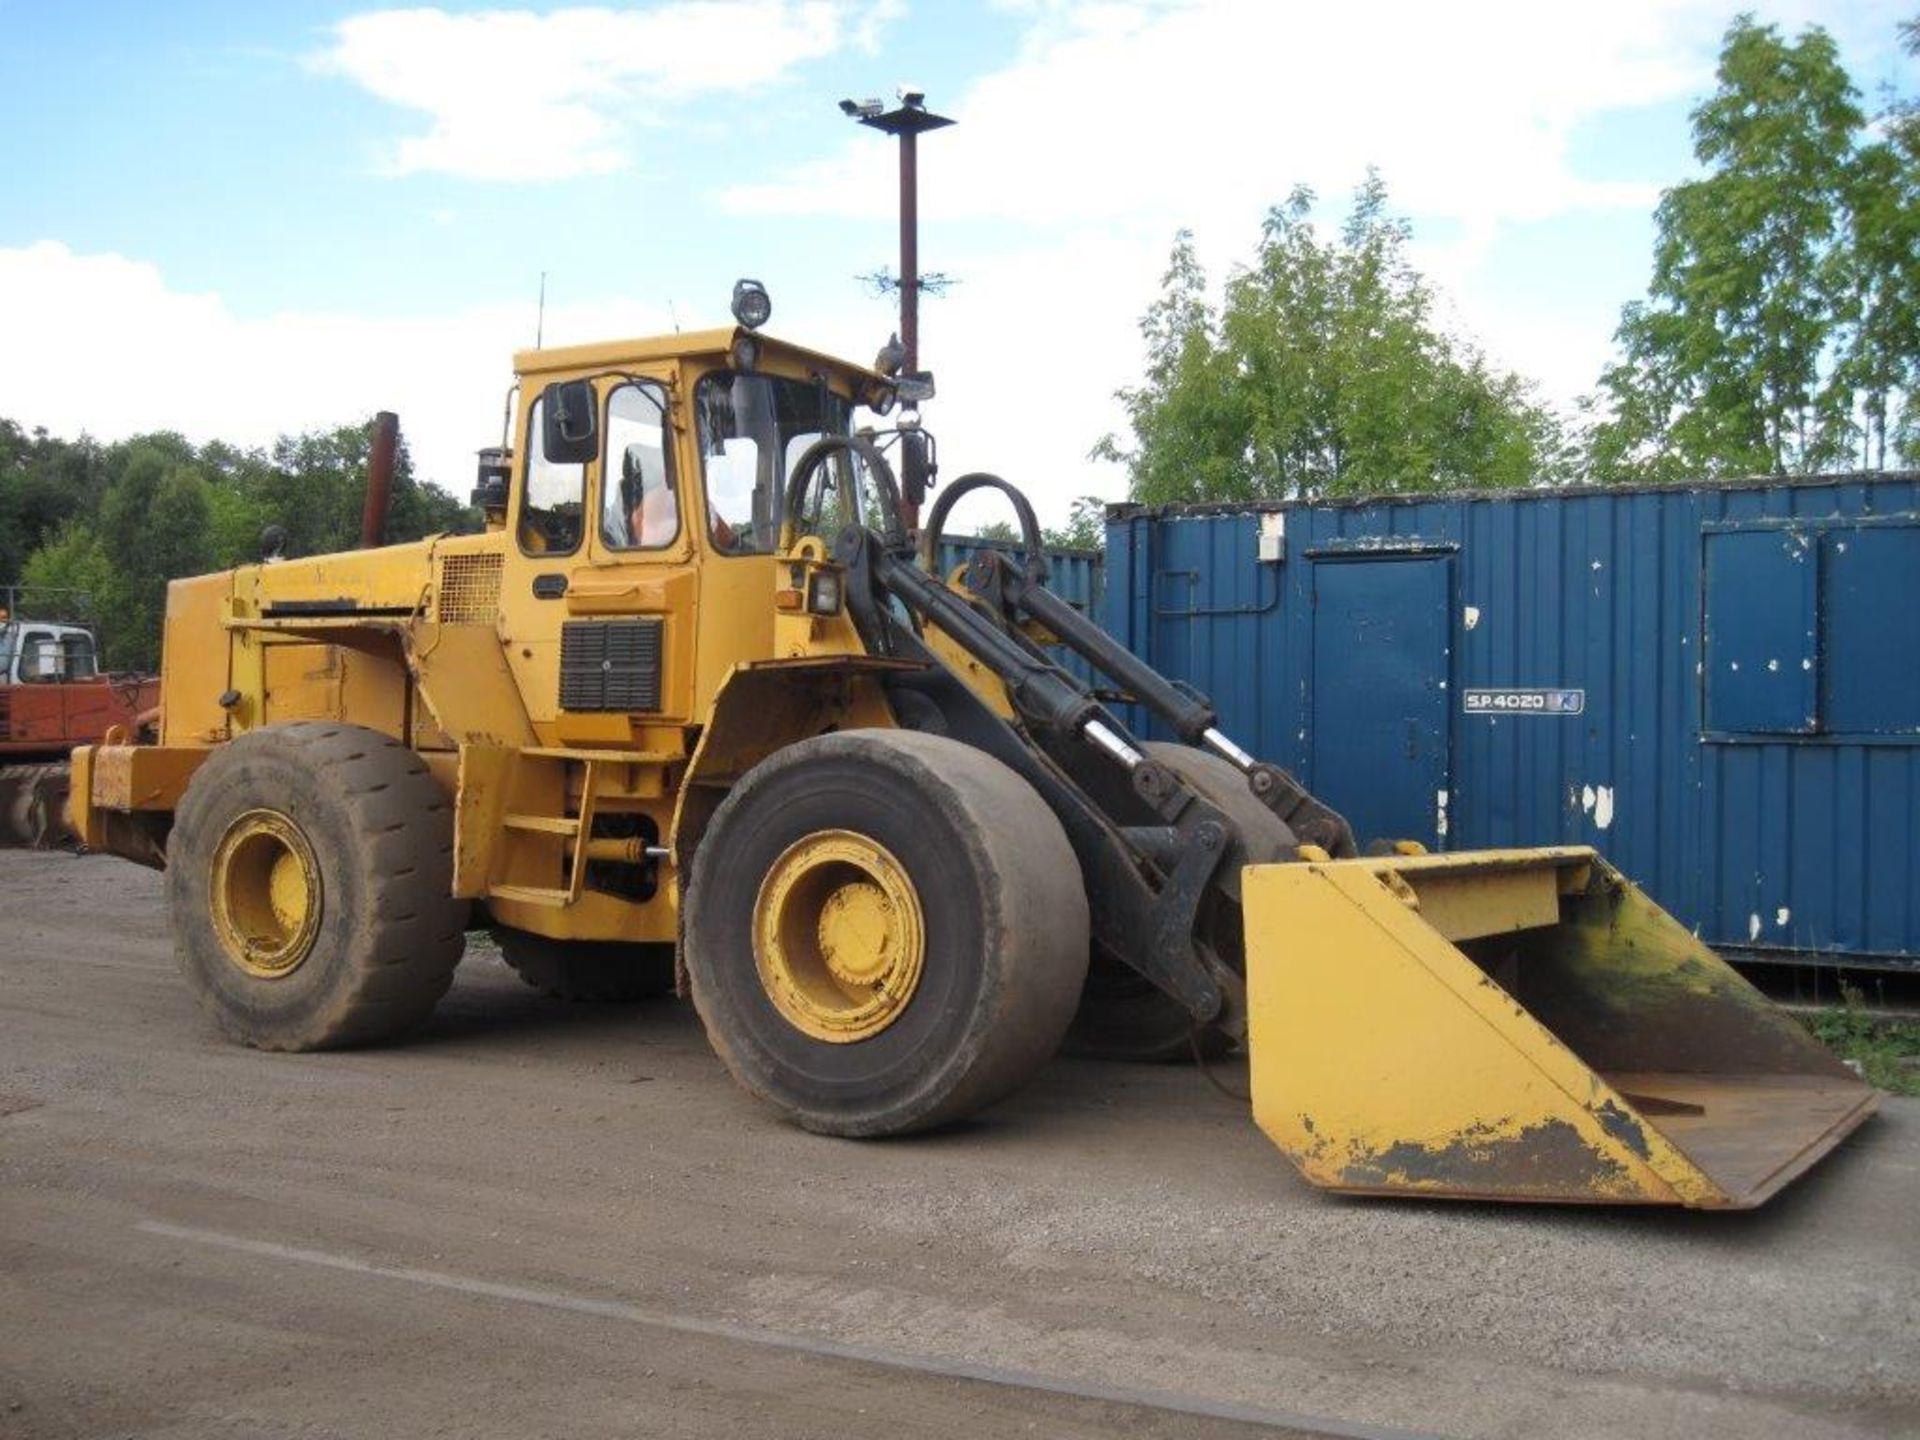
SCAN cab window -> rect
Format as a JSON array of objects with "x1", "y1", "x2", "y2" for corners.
[
  {"x1": 599, "y1": 382, "x2": 678, "y2": 551},
  {"x1": 17, "y1": 631, "x2": 64, "y2": 681},
  {"x1": 518, "y1": 394, "x2": 586, "y2": 555},
  {"x1": 59, "y1": 633, "x2": 97, "y2": 678},
  {"x1": 695, "y1": 372, "x2": 852, "y2": 554}
]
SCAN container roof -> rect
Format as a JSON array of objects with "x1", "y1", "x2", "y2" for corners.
[{"x1": 1105, "y1": 470, "x2": 1920, "y2": 520}]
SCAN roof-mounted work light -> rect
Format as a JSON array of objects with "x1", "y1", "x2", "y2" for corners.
[{"x1": 731, "y1": 278, "x2": 772, "y2": 330}]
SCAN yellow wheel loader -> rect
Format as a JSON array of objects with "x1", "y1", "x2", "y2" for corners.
[{"x1": 70, "y1": 300, "x2": 1876, "y2": 1208}]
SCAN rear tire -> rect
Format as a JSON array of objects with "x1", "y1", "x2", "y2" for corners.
[
  {"x1": 493, "y1": 928, "x2": 675, "y2": 1002},
  {"x1": 1065, "y1": 742, "x2": 1297, "y2": 1063},
  {"x1": 167, "y1": 722, "x2": 468, "y2": 1051},
  {"x1": 685, "y1": 729, "x2": 1089, "y2": 1137}
]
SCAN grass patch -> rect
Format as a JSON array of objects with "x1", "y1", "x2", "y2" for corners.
[{"x1": 1802, "y1": 985, "x2": 1920, "y2": 1097}]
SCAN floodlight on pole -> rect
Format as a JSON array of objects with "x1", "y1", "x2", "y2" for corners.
[{"x1": 838, "y1": 89, "x2": 954, "y2": 379}]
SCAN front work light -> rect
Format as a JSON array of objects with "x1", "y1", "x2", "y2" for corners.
[
  {"x1": 806, "y1": 569, "x2": 843, "y2": 616},
  {"x1": 731, "y1": 278, "x2": 772, "y2": 330}
]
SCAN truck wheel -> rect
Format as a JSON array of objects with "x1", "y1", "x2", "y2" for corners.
[
  {"x1": 1066, "y1": 742, "x2": 1297, "y2": 1063},
  {"x1": 685, "y1": 729, "x2": 1089, "y2": 1137},
  {"x1": 492, "y1": 928, "x2": 675, "y2": 1002},
  {"x1": 168, "y1": 722, "x2": 468, "y2": 1051},
  {"x1": 0, "y1": 764, "x2": 71, "y2": 850}
]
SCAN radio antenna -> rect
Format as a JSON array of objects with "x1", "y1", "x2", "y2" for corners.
[{"x1": 535, "y1": 271, "x2": 547, "y2": 348}]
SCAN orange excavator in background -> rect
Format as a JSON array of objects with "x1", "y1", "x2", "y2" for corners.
[{"x1": 0, "y1": 588, "x2": 157, "y2": 847}]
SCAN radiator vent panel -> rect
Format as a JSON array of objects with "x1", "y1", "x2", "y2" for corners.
[
  {"x1": 560, "y1": 619, "x2": 663, "y2": 712},
  {"x1": 436, "y1": 553, "x2": 503, "y2": 624}
]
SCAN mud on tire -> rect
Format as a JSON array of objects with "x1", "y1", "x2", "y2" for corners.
[
  {"x1": 167, "y1": 722, "x2": 468, "y2": 1051},
  {"x1": 684, "y1": 729, "x2": 1089, "y2": 1137}
]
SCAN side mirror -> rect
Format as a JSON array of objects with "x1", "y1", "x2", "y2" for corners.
[
  {"x1": 541, "y1": 380, "x2": 598, "y2": 465},
  {"x1": 471, "y1": 447, "x2": 512, "y2": 514},
  {"x1": 900, "y1": 429, "x2": 935, "y2": 506}
]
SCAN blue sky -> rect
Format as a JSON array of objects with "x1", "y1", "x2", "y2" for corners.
[{"x1": 1, "y1": 1, "x2": 1913, "y2": 521}]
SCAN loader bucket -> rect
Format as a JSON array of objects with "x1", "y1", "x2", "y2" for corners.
[{"x1": 1242, "y1": 847, "x2": 1878, "y2": 1208}]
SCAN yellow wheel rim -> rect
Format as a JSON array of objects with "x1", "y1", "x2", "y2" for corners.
[
  {"x1": 754, "y1": 829, "x2": 925, "y2": 1043},
  {"x1": 209, "y1": 808, "x2": 322, "y2": 978}
]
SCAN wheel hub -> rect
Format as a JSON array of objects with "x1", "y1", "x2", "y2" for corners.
[
  {"x1": 754, "y1": 830, "x2": 925, "y2": 1043},
  {"x1": 210, "y1": 809, "x2": 322, "y2": 978}
]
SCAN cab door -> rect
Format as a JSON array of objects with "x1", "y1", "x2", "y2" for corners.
[
  {"x1": 560, "y1": 377, "x2": 699, "y2": 746},
  {"x1": 498, "y1": 375, "x2": 698, "y2": 748}
]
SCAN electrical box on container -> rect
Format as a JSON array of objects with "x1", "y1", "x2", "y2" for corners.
[{"x1": 1257, "y1": 512, "x2": 1285, "y2": 564}]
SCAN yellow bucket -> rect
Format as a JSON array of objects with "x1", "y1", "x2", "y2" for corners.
[{"x1": 1243, "y1": 847, "x2": 1878, "y2": 1208}]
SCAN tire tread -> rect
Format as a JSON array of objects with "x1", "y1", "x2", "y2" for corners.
[{"x1": 169, "y1": 722, "x2": 467, "y2": 1051}]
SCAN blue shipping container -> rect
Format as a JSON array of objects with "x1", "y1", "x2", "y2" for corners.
[{"x1": 1103, "y1": 475, "x2": 1920, "y2": 970}]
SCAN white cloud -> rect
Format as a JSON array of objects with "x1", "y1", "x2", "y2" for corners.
[
  {"x1": 707, "y1": 0, "x2": 1726, "y2": 508},
  {"x1": 0, "y1": 241, "x2": 671, "y2": 500},
  {"x1": 848, "y1": 0, "x2": 905, "y2": 54},
  {"x1": 315, "y1": 2, "x2": 864, "y2": 180},
  {"x1": 0, "y1": 237, "x2": 1134, "y2": 534},
  {"x1": 726, "y1": 0, "x2": 1912, "y2": 234},
  {"x1": 754, "y1": 228, "x2": 1152, "y2": 521},
  {"x1": 13, "y1": 0, "x2": 1912, "y2": 535},
  {"x1": 721, "y1": 0, "x2": 1918, "y2": 508},
  {"x1": 722, "y1": 0, "x2": 1706, "y2": 231}
]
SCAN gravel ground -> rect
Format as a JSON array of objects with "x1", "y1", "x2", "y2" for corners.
[{"x1": 1, "y1": 849, "x2": 1914, "y2": 1439}]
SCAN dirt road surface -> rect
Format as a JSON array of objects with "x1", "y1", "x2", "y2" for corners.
[{"x1": 2, "y1": 850, "x2": 1914, "y2": 1439}]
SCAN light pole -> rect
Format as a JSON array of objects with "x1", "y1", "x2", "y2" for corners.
[{"x1": 839, "y1": 89, "x2": 954, "y2": 380}]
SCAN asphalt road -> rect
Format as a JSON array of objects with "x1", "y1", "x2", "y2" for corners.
[{"x1": 2, "y1": 850, "x2": 1915, "y2": 1440}]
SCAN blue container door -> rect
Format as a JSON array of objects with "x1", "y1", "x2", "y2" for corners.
[{"x1": 1309, "y1": 555, "x2": 1452, "y2": 850}]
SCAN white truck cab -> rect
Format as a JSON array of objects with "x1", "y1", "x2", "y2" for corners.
[{"x1": 0, "y1": 619, "x2": 99, "y2": 685}]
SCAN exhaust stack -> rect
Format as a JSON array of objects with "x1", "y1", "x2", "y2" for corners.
[{"x1": 360, "y1": 410, "x2": 400, "y2": 548}]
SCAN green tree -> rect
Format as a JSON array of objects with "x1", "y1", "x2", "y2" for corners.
[
  {"x1": 947, "y1": 496, "x2": 1104, "y2": 554},
  {"x1": 1098, "y1": 174, "x2": 1565, "y2": 502},
  {"x1": 262, "y1": 422, "x2": 413, "y2": 558},
  {"x1": 17, "y1": 522, "x2": 113, "y2": 624},
  {"x1": 1043, "y1": 496, "x2": 1106, "y2": 551},
  {"x1": 88, "y1": 442, "x2": 217, "y2": 669},
  {"x1": 969, "y1": 519, "x2": 1020, "y2": 546},
  {"x1": 5, "y1": 413, "x2": 472, "y2": 668},
  {"x1": 0, "y1": 421, "x2": 106, "y2": 585},
  {"x1": 200, "y1": 419, "x2": 472, "y2": 565},
  {"x1": 1838, "y1": 15, "x2": 1920, "y2": 468},
  {"x1": 1587, "y1": 15, "x2": 1920, "y2": 481}
]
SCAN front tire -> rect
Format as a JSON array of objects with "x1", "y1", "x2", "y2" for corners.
[
  {"x1": 685, "y1": 729, "x2": 1089, "y2": 1137},
  {"x1": 167, "y1": 723, "x2": 468, "y2": 1051}
]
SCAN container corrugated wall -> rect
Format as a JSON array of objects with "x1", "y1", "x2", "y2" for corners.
[{"x1": 1103, "y1": 476, "x2": 1920, "y2": 970}]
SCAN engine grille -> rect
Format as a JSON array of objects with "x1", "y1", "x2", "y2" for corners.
[
  {"x1": 560, "y1": 619, "x2": 663, "y2": 712},
  {"x1": 436, "y1": 553, "x2": 503, "y2": 624}
]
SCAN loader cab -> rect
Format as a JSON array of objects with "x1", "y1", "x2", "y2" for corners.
[{"x1": 497, "y1": 326, "x2": 880, "y2": 750}]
